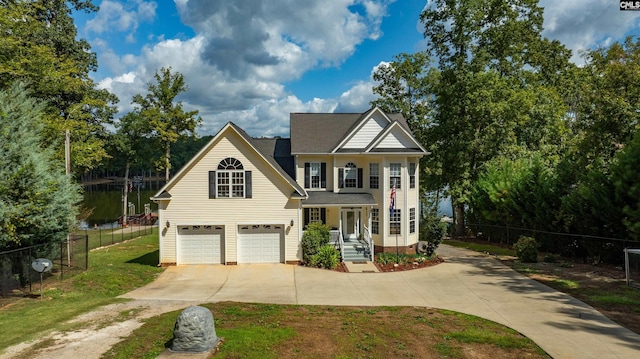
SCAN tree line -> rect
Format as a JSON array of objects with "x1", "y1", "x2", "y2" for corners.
[
  {"x1": 0, "y1": 1, "x2": 200, "y2": 250},
  {"x1": 372, "y1": 0, "x2": 640, "y2": 259},
  {"x1": 1, "y1": 0, "x2": 638, "y2": 255}
]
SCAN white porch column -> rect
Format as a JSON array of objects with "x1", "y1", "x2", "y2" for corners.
[{"x1": 404, "y1": 157, "x2": 409, "y2": 246}]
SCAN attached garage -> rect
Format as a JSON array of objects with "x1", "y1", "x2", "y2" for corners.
[
  {"x1": 177, "y1": 225, "x2": 224, "y2": 264},
  {"x1": 237, "y1": 224, "x2": 284, "y2": 263}
]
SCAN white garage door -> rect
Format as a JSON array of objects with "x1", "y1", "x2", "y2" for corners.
[
  {"x1": 177, "y1": 225, "x2": 224, "y2": 264},
  {"x1": 237, "y1": 224, "x2": 283, "y2": 263}
]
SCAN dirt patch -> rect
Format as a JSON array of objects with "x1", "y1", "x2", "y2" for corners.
[{"x1": 0, "y1": 299, "x2": 200, "y2": 359}]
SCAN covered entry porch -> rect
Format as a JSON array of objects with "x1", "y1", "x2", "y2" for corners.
[{"x1": 302, "y1": 192, "x2": 376, "y2": 261}]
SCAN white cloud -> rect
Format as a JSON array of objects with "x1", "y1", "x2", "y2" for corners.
[
  {"x1": 85, "y1": 0, "x2": 157, "y2": 35},
  {"x1": 540, "y1": 0, "x2": 640, "y2": 63},
  {"x1": 92, "y1": 0, "x2": 394, "y2": 136}
]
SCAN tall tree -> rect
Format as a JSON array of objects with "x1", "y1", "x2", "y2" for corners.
[
  {"x1": 572, "y1": 37, "x2": 640, "y2": 168},
  {"x1": 132, "y1": 67, "x2": 202, "y2": 181},
  {"x1": 416, "y1": 0, "x2": 572, "y2": 234},
  {"x1": 0, "y1": 82, "x2": 81, "y2": 250},
  {"x1": 113, "y1": 111, "x2": 148, "y2": 226},
  {"x1": 0, "y1": 0, "x2": 117, "y2": 174}
]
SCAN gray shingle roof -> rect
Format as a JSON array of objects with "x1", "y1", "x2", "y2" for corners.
[{"x1": 290, "y1": 108, "x2": 412, "y2": 154}]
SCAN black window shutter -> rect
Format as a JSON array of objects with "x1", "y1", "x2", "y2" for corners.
[
  {"x1": 338, "y1": 168, "x2": 344, "y2": 188},
  {"x1": 304, "y1": 208, "x2": 310, "y2": 227},
  {"x1": 321, "y1": 208, "x2": 326, "y2": 224},
  {"x1": 304, "y1": 163, "x2": 310, "y2": 188},
  {"x1": 209, "y1": 171, "x2": 216, "y2": 199},
  {"x1": 357, "y1": 168, "x2": 363, "y2": 188},
  {"x1": 320, "y1": 163, "x2": 326, "y2": 188},
  {"x1": 245, "y1": 171, "x2": 252, "y2": 198}
]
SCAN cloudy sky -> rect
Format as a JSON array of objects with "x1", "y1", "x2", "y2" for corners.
[{"x1": 73, "y1": 0, "x2": 640, "y2": 137}]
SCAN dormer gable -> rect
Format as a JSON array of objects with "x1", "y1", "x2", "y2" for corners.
[
  {"x1": 331, "y1": 107, "x2": 393, "y2": 152},
  {"x1": 364, "y1": 121, "x2": 427, "y2": 153}
]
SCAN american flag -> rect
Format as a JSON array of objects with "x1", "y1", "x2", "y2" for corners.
[{"x1": 389, "y1": 181, "x2": 396, "y2": 217}]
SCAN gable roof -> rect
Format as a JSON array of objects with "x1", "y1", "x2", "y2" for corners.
[
  {"x1": 364, "y1": 121, "x2": 428, "y2": 153},
  {"x1": 151, "y1": 122, "x2": 306, "y2": 201},
  {"x1": 290, "y1": 107, "x2": 416, "y2": 154}
]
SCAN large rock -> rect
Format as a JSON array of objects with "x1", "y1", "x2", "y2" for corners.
[{"x1": 170, "y1": 306, "x2": 219, "y2": 353}]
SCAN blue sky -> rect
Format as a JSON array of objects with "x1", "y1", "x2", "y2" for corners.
[{"x1": 73, "y1": 0, "x2": 640, "y2": 137}]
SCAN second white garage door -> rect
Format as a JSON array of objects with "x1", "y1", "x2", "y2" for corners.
[
  {"x1": 177, "y1": 225, "x2": 224, "y2": 264},
  {"x1": 237, "y1": 224, "x2": 283, "y2": 263}
]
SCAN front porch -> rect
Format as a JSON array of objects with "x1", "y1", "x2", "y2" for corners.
[{"x1": 302, "y1": 192, "x2": 376, "y2": 262}]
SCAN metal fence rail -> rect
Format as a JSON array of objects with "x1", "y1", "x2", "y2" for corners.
[
  {"x1": 0, "y1": 224, "x2": 155, "y2": 297},
  {"x1": 0, "y1": 234, "x2": 87, "y2": 297},
  {"x1": 466, "y1": 223, "x2": 636, "y2": 265}
]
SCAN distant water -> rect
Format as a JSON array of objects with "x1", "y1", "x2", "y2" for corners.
[
  {"x1": 82, "y1": 185, "x2": 158, "y2": 225},
  {"x1": 438, "y1": 197, "x2": 453, "y2": 217}
]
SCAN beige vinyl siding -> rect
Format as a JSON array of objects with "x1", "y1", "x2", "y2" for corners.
[
  {"x1": 342, "y1": 115, "x2": 388, "y2": 149},
  {"x1": 377, "y1": 128, "x2": 417, "y2": 149},
  {"x1": 296, "y1": 155, "x2": 334, "y2": 190},
  {"x1": 159, "y1": 129, "x2": 300, "y2": 264}
]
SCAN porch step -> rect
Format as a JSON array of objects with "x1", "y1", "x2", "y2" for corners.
[{"x1": 341, "y1": 240, "x2": 371, "y2": 261}]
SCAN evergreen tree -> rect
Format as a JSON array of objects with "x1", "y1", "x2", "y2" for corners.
[{"x1": 0, "y1": 83, "x2": 81, "y2": 250}]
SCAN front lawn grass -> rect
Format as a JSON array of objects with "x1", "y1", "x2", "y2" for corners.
[
  {"x1": 446, "y1": 239, "x2": 517, "y2": 257},
  {"x1": 104, "y1": 302, "x2": 548, "y2": 359},
  {"x1": 0, "y1": 232, "x2": 163, "y2": 351}
]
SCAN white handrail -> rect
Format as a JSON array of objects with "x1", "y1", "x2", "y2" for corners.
[
  {"x1": 338, "y1": 231, "x2": 345, "y2": 261},
  {"x1": 363, "y1": 225, "x2": 373, "y2": 261}
]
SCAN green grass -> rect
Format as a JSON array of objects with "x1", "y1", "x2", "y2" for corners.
[
  {"x1": 549, "y1": 278, "x2": 580, "y2": 290},
  {"x1": 584, "y1": 287, "x2": 640, "y2": 307},
  {"x1": 72, "y1": 224, "x2": 155, "y2": 250},
  {"x1": 445, "y1": 239, "x2": 516, "y2": 257},
  {"x1": 0, "y1": 231, "x2": 163, "y2": 351},
  {"x1": 104, "y1": 303, "x2": 548, "y2": 358}
]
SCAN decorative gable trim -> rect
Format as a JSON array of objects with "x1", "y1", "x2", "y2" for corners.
[
  {"x1": 151, "y1": 122, "x2": 307, "y2": 201},
  {"x1": 331, "y1": 107, "x2": 392, "y2": 153},
  {"x1": 364, "y1": 121, "x2": 428, "y2": 153}
]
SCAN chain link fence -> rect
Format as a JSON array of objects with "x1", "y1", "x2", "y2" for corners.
[
  {"x1": 1, "y1": 223, "x2": 155, "y2": 298},
  {"x1": 466, "y1": 223, "x2": 636, "y2": 265},
  {"x1": 0, "y1": 234, "x2": 87, "y2": 297}
]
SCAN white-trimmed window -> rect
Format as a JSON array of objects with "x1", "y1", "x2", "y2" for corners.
[
  {"x1": 217, "y1": 157, "x2": 244, "y2": 198},
  {"x1": 339, "y1": 162, "x2": 362, "y2": 188},
  {"x1": 409, "y1": 162, "x2": 416, "y2": 189},
  {"x1": 409, "y1": 208, "x2": 416, "y2": 233},
  {"x1": 304, "y1": 162, "x2": 326, "y2": 189},
  {"x1": 369, "y1": 163, "x2": 379, "y2": 189},
  {"x1": 390, "y1": 163, "x2": 401, "y2": 189},
  {"x1": 371, "y1": 208, "x2": 379, "y2": 234},
  {"x1": 390, "y1": 208, "x2": 401, "y2": 235},
  {"x1": 309, "y1": 208, "x2": 321, "y2": 223},
  {"x1": 344, "y1": 162, "x2": 357, "y2": 188}
]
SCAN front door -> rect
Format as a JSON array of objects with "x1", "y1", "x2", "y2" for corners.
[{"x1": 342, "y1": 209, "x2": 360, "y2": 240}]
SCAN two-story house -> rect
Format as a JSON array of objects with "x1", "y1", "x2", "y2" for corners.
[{"x1": 152, "y1": 107, "x2": 428, "y2": 265}]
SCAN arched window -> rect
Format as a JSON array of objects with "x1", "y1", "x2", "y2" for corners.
[
  {"x1": 338, "y1": 162, "x2": 363, "y2": 189},
  {"x1": 217, "y1": 158, "x2": 245, "y2": 198},
  {"x1": 344, "y1": 162, "x2": 357, "y2": 188}
]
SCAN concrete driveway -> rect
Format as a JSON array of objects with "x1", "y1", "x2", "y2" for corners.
[{"x1": 122, "y1": 245, "x2": 640, "y2": 359}]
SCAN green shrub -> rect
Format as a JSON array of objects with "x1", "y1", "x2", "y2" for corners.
[
  {"x1": 301, "y1": 222, "x2": 330, "y2": 264},
  {"x1": 543, "y1": 253, "x2": 559, "y2": 263},
  {"x1": 513, "y1": 236, "x2": 538, "y2": 263},
  {"x1": 419, "y1": 194, "x2": 447, "y2": 256},
  {"x1": 309, "y1": 245, "x2": 340, "y2": 269}
]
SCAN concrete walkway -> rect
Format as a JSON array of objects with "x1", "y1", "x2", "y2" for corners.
[{"x1": 123, "y1": 245, "x2": 640, "y2": 358}]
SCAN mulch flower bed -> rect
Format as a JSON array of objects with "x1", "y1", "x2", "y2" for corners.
[{"x1": 374, "y1": 256, "x2": 444, "y2": 272}]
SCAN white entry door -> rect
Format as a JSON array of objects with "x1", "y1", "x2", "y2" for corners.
[
  {"x1": 237, "y1": 224, "x2": 283, "y2": 263},
  {"x1": 342, "y1": 210, "x2": 360, "y2": 240}
]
